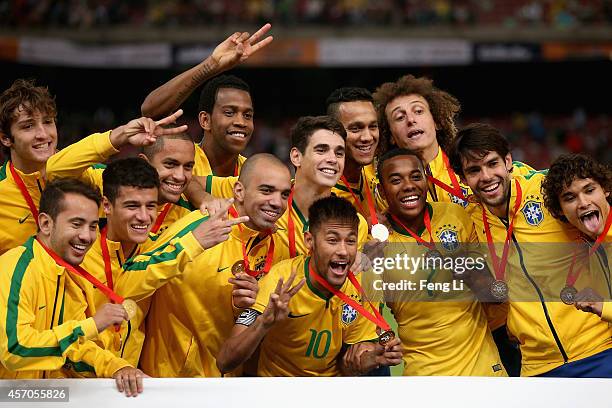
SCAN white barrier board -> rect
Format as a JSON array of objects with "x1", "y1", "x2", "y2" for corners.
[{"x1": 0, "y1": 377, "x2": 609, "y2": 408}]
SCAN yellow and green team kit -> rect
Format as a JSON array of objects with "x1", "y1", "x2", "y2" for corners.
[
  {"x1": 204, "y1": 175, "x2": 370, "y2": 256},
  {"x1": 0, "y1": 237, "x2": 131, "y2": 379},
  {"x1": 0, "y1": 132, "x2": 113, "y2": 255},
  {"x1": 381, "y1": 202, "x2": 506, "y2": 376},
  {"x1": 249, "y1": 255, "x2": 378, "y2": 376},
  {"x1": 140, "y1": 209, "x2": 282, "y2": 377},
  {"x1": 467, "y1": 171, "x2": 612, "y2": 376},
  {"x1": 193, "y1": 143, "x2": 246, "y2": 177},
  {"x1": 74, "y1": 227, "x2": 206, "y2": 369}
]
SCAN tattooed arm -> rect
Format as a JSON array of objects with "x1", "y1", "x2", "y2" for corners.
[{"x1": 141, "y1": 24, "x2": 273, "y2": 119}]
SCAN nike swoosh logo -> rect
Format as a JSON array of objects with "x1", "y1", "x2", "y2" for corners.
[
  {"x1": 217, "y1": 266, "x2": 229, "y2": 273},
  {"x1": 18, "y1": 214, "x2": 30, "y2": 224},
  {"x1": 38, "y1": 305, "x2": 46, "y2": 310},
  {"x1": 288, "y1": 312, "x2": 309, "y2": 318}
]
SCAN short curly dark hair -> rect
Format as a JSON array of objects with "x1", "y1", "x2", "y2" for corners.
[
  {"x1": 373, "y1": 75, "x2": 460, "y2": 156},
  {"x1": 198, "y1": 75, "x2": 250, "y2": 114},
  {"x1": 541, "y1": 154, "x2": 612, "y2": 222}
]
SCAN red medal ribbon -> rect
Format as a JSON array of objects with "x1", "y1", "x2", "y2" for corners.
[
  {"x1": 566, "y1": 211, "x2": 612, "y2": 286},
  {"x1": 228, "y1": 206, "x2": 275, "y2": 278},
  {"x1": 150, "y1": 203, "x2": 172, "y2": 234},
  {"x1": 589, "y1": 210, "x2": 611, "y2": 256},
  {"x1": 99, "y1": 227, "x2": 123, "y2": 334},
  {"x1": 35, "y1": 237, "x2": 124, "y2": 304},
  {"x1": 9, "y1": 162, "x2": 40, "y2": 227},
  {"x1": 426, "y1": 151, "x2": 466, "y2": 201},
  {"x1": 389, "y1": 209, "x2": 435, "y2": 250},
  {"x1": 340, "y1": 173, "x2": 379, "y2": 226},
  {"x1": 481, "y1": 179, "x2": 523, "y2": 282},
  {"x1": 308, "y1": 259, "x2": 390, "y2": 331},
  {"x1": 287, "y1": 188, "x2": 297, "y2": 257},
  {"x1": 99, "y1": 226, "x2": 114, "y2": 290}
]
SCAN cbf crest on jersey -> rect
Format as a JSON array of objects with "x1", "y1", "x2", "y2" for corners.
[
  {"x1": 341, "y1": 303, "x2": 358, "y2": 325},
  {"x1": 449, "y1": 186, "x2": 470, "y2": 208},
  {"x1": 436, "y1": 224, "x2": 460, "y2": 252},
  {"x1": 522, "y1": 197, "x2": 544, "y2": 226}
]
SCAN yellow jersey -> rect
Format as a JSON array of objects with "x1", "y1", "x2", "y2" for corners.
[
  {"x1": 467, "y1": 171, "x2": 612, "y2": 376},
  {"x1": 193, "y1": 143, "x2": 246, "y2": 177},
  {"x1": 0, "y1": 237, "x2": 130, "y2": 379},
  {"x1": 251, "y1": 256, "x2": 378, "y2": 376},
  {"x1": 74, "y1": 227, "x2": 204, "y2": 369},
  {"x1": 140, "y1": 209, "x2": 283, "y2": 377},
  {"x1": 379, "y1": 202, "x2": 505, "y2": 376}
]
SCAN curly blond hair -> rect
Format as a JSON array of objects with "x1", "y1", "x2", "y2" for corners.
[{"x1": 373, "y1": 75, "x2": 460, "y2": 155}]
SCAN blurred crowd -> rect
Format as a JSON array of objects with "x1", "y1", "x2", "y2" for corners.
[
  {"x1": 2, "y1": 0, "x2": 611, "y2": 28},
  {"x1": 44, "y1": 106, "x2": 610, "y2": 170}
]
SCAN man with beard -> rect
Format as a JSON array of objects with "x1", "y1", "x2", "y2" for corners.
[
  {"x1": 216, "y1": 196, "x2": 402, "y2": 376},
  {"x1": 140, "y1": 153, "x2": 291, "y2": 377},
  {"x1": 449, "y1": 123, "x2": 612, "y2": 377}
]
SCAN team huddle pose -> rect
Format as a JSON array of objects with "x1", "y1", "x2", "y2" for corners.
[{"x1": 0, "y1": 24, "x2": 609, "y2": 397}]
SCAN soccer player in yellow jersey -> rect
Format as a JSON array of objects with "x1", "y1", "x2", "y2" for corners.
[
  {"x1": 141, "y1": 24, "x2": 272, "y2": 179},
  {"x1": 373, "y1": 76, "x2": 526, "y2": 374},
  {"x1": 140, "y1": 153, "x2": 290, "y2": 377},
  {"x1": 375, "y1": 148, "x2": 505, "y2": 376},
  {"x1": 76, "y1": 157, "x2": 230, "y2": 369},
  {"x1": 0, "y1": 179, "x2": 145, "y2": 396},
  {"x1": 326, "y1": 87, "x2": 380, "y2": 224},
  {"x1": 217, "y1": 196, "x2": 402, "y2": 376},
  {"x1": 449, "y1": 123, "x2": 612, "y2": 377},
  {"x1": 542, "y1": 154, "x2": 611, "y2": 323}
]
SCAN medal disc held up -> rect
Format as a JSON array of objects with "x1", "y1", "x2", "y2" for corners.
[
  {"x1": 232, "y1": 260, "x2": 246, "y2": 276},
  {"x1": 122, "y1": 299, "x2": 138, "y2": 321},
  {"x1": 371, "y1": 224, "x2": 389, "y2": 242},
  {"x1": 378, "y1": 330, "x2": 395, "y2": 346},
  {"x1": 490, "y1": 280, "x2": 509, "y2": 301},
  {"x1": 560, "y1": 286, "x2": 578, "y2": 305}
]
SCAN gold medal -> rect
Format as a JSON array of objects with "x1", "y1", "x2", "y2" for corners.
[
  {"x1": 560, "y1": 286, "x2": 577, "y2": 305},
  {"x1": 122, "y1": 299, "x2": 138, "y2": 321},
  {"x1": 378, "y1": 329, "x2": 395, "y2": 346},
  {"x1": 232, "y1": 260, "x2": 246, "y2": 276},
  {"x1": 490, "y1": 279, "x2": 509, "y2": 301}
]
